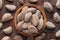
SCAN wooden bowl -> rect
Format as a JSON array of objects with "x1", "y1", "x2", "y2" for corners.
[{"x1": 14, "y1": 3, "x2": 47, "y2": 37}]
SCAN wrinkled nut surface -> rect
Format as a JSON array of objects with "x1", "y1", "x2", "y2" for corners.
[
  {"x1": 3, "y1": 26, "x2": 12, "y2": 34},
  {"x1": 43, "y1": 2, "x2": 53, "y2": 12},
  {"x1": 28, "y1": 25, "x2": 38, "y2": 34},
  {"x1": 25, "y1": 12, "x2": 32, "y2": 22},
  {"x1": 2, "y1": 13, "x2": 13, "y2": 22},
  {"x1": 14, "y1": 35, "x2": 23, "y2": 40},
  {"x1": 0, "y1": 0, "x2": 3, "y2": 9},
  {"x1": 56, "y1": 0, "x2": 60, "y2": 9},
  {"x1": 17, "y1": 10, "x2": 28, "y2": 21},
  {"x1": 28, "y1": 7, "x2": 37, "y2": 14},
  {"x1": 46, "y1": 21, "x2": 55, "y2": 29},
  {"x1": 17, "y1": 21, "x2": 24, "y2": 30},
  {"x1": 29, "y1": 0, "x2": 38, "y2": 3},
  {"x1": 35, "y1": 33, "x2": 46, "y2": 40},
  {"x1": 37, "y1": 15, "x2": 44, "y2": 30},
  {"x1": 55, "y1": 30, "x2": 60, "y2": 37},
  {"x1": 22, "y1": 23, "x2": 28, "y2": 30},
  {"x1": 19, "y1": 0, "x2": 24, "y2": 4},
  {"x1": 1, "y1": 36, "x2": 11, "y2": 40},
  {"x1": 53, "y1": 12, "x2": 60, "y2": 22},
  {"x1": 5, "y1": 5, "x2": 16, "y2": 11},
  {"x1": 0, "y1": 23, "x2": 3, "y2": 29}
]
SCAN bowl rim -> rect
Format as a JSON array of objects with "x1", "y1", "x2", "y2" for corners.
[{"x1": 14, "y1": 3, "x2": 47, "y2": 37}]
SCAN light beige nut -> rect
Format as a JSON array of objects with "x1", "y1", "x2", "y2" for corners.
[
  {"x1": 29, "y1": 0, "x2": 38, "y2": 3},
  {"x1": 0, "y1": 0, "x2": 3, "y2": 9},
  {"x1": 31, "y1": 14, "x2": 39, "y2": 26},
  {"x1": 2, "y1": 13, "x2": 13, "y2": 22},
  {"x1": 25, "y1": 12, "x2": 32, "y2": 22},
  {"x1": 36, "y1": 10, "x2": 41, "y2": 19},
  {"x1": 5, "y1": 5, "x2": 16, "y2": 11},
  {"x1": 53, "y1": 12, "x2": 60, "y2": 22},
  {"x1": 1, "y1": 36, "x2": 11, "y2": 40},
  {"x1": 43, "y1": 2, "x2": 53, "y2": 12},
  {"x1": 46, "y1": 21, "x2": 55, "y2": 29},
  {"x1": 35, "y1": 33, "x2": 46, "y2": 40},
  {"x1": 56, "y1": 0, "x2": 60, "y2": 9},
  {"x1": 0, "y1": 23, "x2": 3, "y2": 29},
  {"x1": 37, "y1": 15, "x2": 44, "y2": 30},
  {"x1": 17, "y1": 21, "x2": 24, "y2": 30},
  {"x1": 28, "y1": 25, "x2": 38, "y2": 34},
  {"x1": 14, "y1": 35, "x2": 23, "y2": 40},
  {"x1": 28, "y1": 7, "x2": 37, "y2": 14},
  {"x1": 50, "y1": 39, "x2": 56, "y2": 40},
  {"x1": 3, "y1": 26, "x2": 12, "y2": 34},
  {"x1": 19, "y1": 0, "x2": 24, "y2": 4},
  {"x1": 17, "y1": 10, "x2": 28, "y2": 22},
  {"x1": 56, "y1": 30, "x2": 60, "y2": 37}
]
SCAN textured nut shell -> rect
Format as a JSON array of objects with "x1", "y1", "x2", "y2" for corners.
[
  {"x1": 2, "y1": 13, "x2": 13, "y2": 22},
  {"x1": 3, "y1": 27, "x2": 12, "y2": 34},
  {"x1": 56, "y1": 30, "x2": 60, "y2": 37}
]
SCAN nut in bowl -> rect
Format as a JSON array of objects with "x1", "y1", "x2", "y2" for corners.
[{"x1": 14, "y1": 3, "x2": 47, "y2": 37}]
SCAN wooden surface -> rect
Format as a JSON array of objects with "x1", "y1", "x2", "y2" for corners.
[{"x1": 0, "y1": 0, "x2": 60, "y2": 40}]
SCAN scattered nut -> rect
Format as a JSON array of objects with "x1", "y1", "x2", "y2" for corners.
[
  {"x1": 0, "y1": 23, "x2": 3, "y2": 29},
  {"x1": 37, "y1": 15, "x2": 44, "y2": 30},
  {"x1": 31, "y1": 14, "x2": 39, "y2": 26},
  {"x1": 17, "y1": 21, "x2": 24, "y2": 30},
  {"x1": 35, "y1": 33, "x2": 46, "y2": 40},
  {"x1": 3, "y1": 26, "x2": 12, "y2": 34},
  {"x1": 5, "y1": 5, "x2": 16, "y2": 11},
  {"x1": 2, "y1": 13, "x2": 13, "y2": 22},
  {"x1": 1, "y1": 36, "x2": 11, "y2": 40},
  {"x1": 25, "y1": 12, "x2": 32, "y2": 22},
  {"x1": 56, "y1": 30, "x2": 60, "y2": 37},
  {"x1": 28, "y1": 7, "x2": 37, "y2": 14},
  {"x1": 0, "y1": 0, "x2": 3, "y2": 9},
  {"x1": 56, "y1": 0, "x2": 60, "y2": 9},
  {"x1": 46, "y1": 21, "x2": 55, "y2": 29},
  {"x1": 29, "y1": 0, "x2": 38, "y2": 3},
  {"x1": 14, "y1": 35, "x2": 23, "y2": 40},
  {"x1": 28, "y1": 25, "x2": 38, "y2": 34},
  {"x1": 36, "y1": 10, "x2": 41, "y2": 19},
  {"x1": 53, "y1": 12, "x2": 60, "y2": 22},
  {"x1": 19, "y1": 0, "x2": 24, "y2": 5},
  {"x1": 43, "y1": 2, "x2": 53, "y2": 12}
]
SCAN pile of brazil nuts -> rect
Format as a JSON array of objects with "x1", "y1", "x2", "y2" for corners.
[{"x1": 17, "y1": 6, "x2": 44, "y2": 34}]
